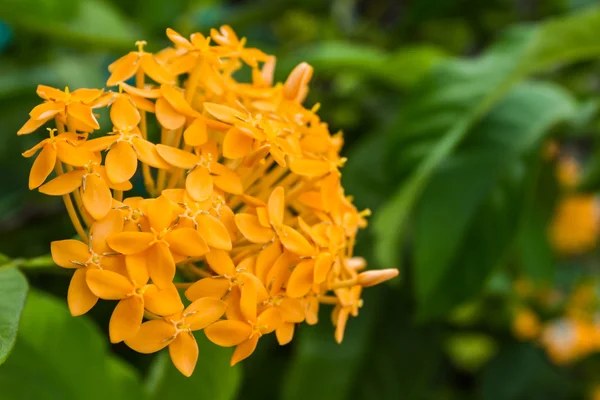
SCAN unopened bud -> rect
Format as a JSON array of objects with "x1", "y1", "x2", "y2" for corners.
[
  {"x1": 357, "y1": 269, "x2": 399, "y2": 287},
  {"x1": 284, "y1": 62, "x2": 313, "y2": 102}
]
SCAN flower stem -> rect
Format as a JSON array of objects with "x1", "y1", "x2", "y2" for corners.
[
  {"x1": 55, "y1": 161, "x2": 88, "y2": 244},
  {"x1": 137, "y1": 69, "x2": 155, "y2": 196}
]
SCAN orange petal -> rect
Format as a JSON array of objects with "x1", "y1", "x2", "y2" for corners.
[
  {"x1": 223, "y1": 127, "x2": 253, "y2": 159},
  {"x1": 147, "y1": 242, "x2": 175, "y2": 288},
  {"x1": 90, "y1": 210, "x2": 124, "y2": 252},
  {"x1": 37, "y1": 85, "x2": 68, "y2": 101},
  {"x1": 39, "y1": 170, "x2": 84, "y2": 195},
  {"x1": 234, "y1": 214, "x2": 275, "y2": 244},
  {"x1": 132, "y1": 137, "x2": 171, "y2": 169},
  {"x1": 169, "y1": 332, "x2": 198, "y2": 377},
  {"x1": 83, "y1": 135, "x2": 119, "y2": 152},
  {"x1": 97, "y1": 165, "x2": 132, "y2": 191},
  {"x1": 71, "y1": 88, "x2": 104, "y2": 104},
  {"x1": 166, "y1": 28, "x2": 193, "y2": 49},
  {"x1": 288, "y1": 158, "x2": 330, "y2": 177},
  {"x1": 313, "y1": 252, "x2": 333, "y2": 284},
  {"x1": 278, "y1": 225, "x2": 314, "y2": 257},
  {"x1": 239, "y1": 275, "x2": 258, "y2": 322},
  {"x1": 279, "y1": 297, "x2": 305, "y2": 323},
  {"x1": 147, "y1": 195, "x2": 174, "y2": 231},
  {"x1": 165, "y1": 227, "x2": 209, "y2": 257},
  {"x1": 335, "y1": 308, "x2": 350, "y2": 344},
  {"x1": 51, "y1": 239, "x2": 89, "y2": 268},
  {"x1": 186, "y1": 167, "x2": 213, "y2": 202},
  {"x1": 110, "y1": 95, "x2": 140, "y2": 130},
  {"x1": 287, "y1": 259, "x2": 314, "y2": 298},
  {"x1": 67, "y1": 103, "x2": 100, "y2": 131},
  {"x1": 156, "y1": 144, "x2": 198, "y2": 169},
  {"x1": 155, "y1": 97, "x2": 185, "y2": 130},
  {"x1": 106, "y1": 141, "x2": 138, "y2": 184},
  {"x1": 161, "y1": 84, "x2": 199, "y2": 117},
  {"x1": 68, "y1": 268, "x2": 98, "y2": 316},
  {"x1": 184, "y1": 297, "x2": 227, "y2": 331},
  {"x1": 56, "y1": 142, "x2": 95, "y2": 167},
  {"x1": 109, "y1": 296, "x2": 144, "y2": 343},
  {"x1": 144, "y1": 284, "x2": 184, "y2": 316},
  {"x1": 204, "y1": 320, "x2": 252, "y2": 347},
  {"x1": 305, "y1": 297, "x2": 319, "y2": 325},
  {"x1": 225, "y1": 286, "x2": 245, "y2": 322},
  {"x1": 276, "y1": 322, "x2": 294, "y2": 346},
  {"x1": 29, "y1": 145, "x2": 56, "y2": 189},
  {"x1": 86, "y1": 269, "x2": 134, "y2": 300},
  {"x1": 107, "y1": 231, "x2": 153, "y2": 254},
  {"x1": 266, "y1": 251, "x2": 296, "y2": 294},
  {"x1": 203, "y1": 103, "x2": 243, "y2": 124},
  {"x1": 125, "y1": 253, "x2": 149, "y2": 286},
  {"x1": 257, "y1": 307, "x2": 282, "y2": 334},
  {"x1": 18, "y1": 116, "x2": 50, "y2": 135},
  {"x1": 125, "y1": 319, "x2": 176, "y2": 353},
  {"x1": 284, "y1": 62, "x2": 313, "y2": 101},
  {"x1": 243, "y1": 144, "x2": 270, "y2": 167},
  {"x1": 107, "y1": 52, "x2": 139, "y2": 86},
  {"x1": 211, "y1": 165, "x2": 243, "y2": 195},
  {"x1": 185, "y1": 278, "x2": 230, "y2": 301},
  {"x1": 256, "y1": 207, "x2": 270, "y2": 228},
  {"x1": 268, "y1": 186, "x2": 285, "y2": 227},
  {"x1": 230, "y1": 336, "x2": 259, "y2": 366},
  {"x1": 140, "y1": 53, "x2": 175, "y2": 84},
  {"x1": 81, "y1": 173, "x2": 112, "y2": 220},
  {"x1": 29, "y1": 101, "x2": 63, "y2": 121},
  {"x1": 255, "y1": 241, "x2": 281, "y2": 284},
  {"x1": 195, "y1": 214, "x2": 232, "y2": 250},
  {"x1": 183, "y1": 119, "x2": 208, "y2": 147},
  {"x1": 205, "y1": 248, "x2": 235, "y2": 276}
]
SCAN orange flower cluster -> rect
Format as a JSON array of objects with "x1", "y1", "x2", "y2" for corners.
[{"x1": 19, "y1": 26, "x2": 398, "y2": 376}]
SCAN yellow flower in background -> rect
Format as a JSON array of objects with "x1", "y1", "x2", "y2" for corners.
[
  {"x1": 18, "y1": 25, "x2": 399, "y2": 375},
  {"x1": 550, "y1": 195, "x2": 599, "y2": 255},
  {"x1": 512, "y1": 307, "x2": 541, "y2": 341}
]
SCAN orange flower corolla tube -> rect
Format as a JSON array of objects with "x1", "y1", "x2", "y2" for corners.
[{"x1": 18, "y1": 25, "x2": 398, "y2": 376}]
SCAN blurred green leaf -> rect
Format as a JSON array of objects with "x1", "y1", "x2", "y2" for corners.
[
  {"x1": 281, "y1": 291, "x2": 381, "y2": 400},
  {"x1": 516, "y1": 159, "x2": 559, "y2": 284},
  {"x1": 0, "y1": 266, "x2": 28, "y2": 365},
  {"x1": 278, "y1": 41, "x2": 447, "y2": 90},
  {"x1": 2, "y1": 0, "x2": 138, "y2": 49},
  {"x1": 0, "y1": 291, "x2": 142, "y2": 399},
  {"x1": 352, "y1": 289, "x2": 442, "y2": 400},
  {"x1": 481, "y1": 343, "x2": 574, "y2": 400},
  {"x1": 413, "y1": 82, "x2": 575, "y2": 318},
  {"x1": 145, "y1": 333, "x2": 241, "y2": 400},
  {"x1": 342, "y1": 133, "x2": 390, "y2": 211},
  {"x1": 374, "y1": 6, "x2": 600, "y2": 270}
]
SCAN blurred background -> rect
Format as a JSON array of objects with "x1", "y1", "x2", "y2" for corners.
[{"x1": 2, "y1": 0, "x2": 600, "y2": 399}]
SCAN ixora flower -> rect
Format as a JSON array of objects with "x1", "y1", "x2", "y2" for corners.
[{"x1": 20, "y1": 26, "x2": 399, "y2": 377}]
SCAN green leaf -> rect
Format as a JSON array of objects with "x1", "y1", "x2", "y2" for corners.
[
  {"x1": 0, "y1": 291, "x2": 142, "y2": 400},
  {"x1": 0, "y1": 266, "x2": 28, "y2": 365},
  {"x1": 2, "y1": 0, "x2": 138, "y2": 49},
  {"x1": 480, "y1": 343, "x2": 575, "y2": 400},
  {"x1": 516, "y1": 160, "x2": 559, "y2": 284},
  {"x1": 374, "y1": 6, "x2": 600, "y2": 269},
  {"x1": 413, "y1": 82, "x2": 575, "y2": 318},
  {"x1": 281, "y1": 291, "x2": 382, "y2": 400},
  {"x1": 342, "y1": 133, "x2": 391, "y2": 211},
  {"x1": 146, "y1": 333, "x2": 241, "y2": 400},
  {"x1": 278, "y1": 41, "x2": 447, "y2": 90},
  {"x1": 351, "y1": 289, "x2": 442, "y2": 400}
]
